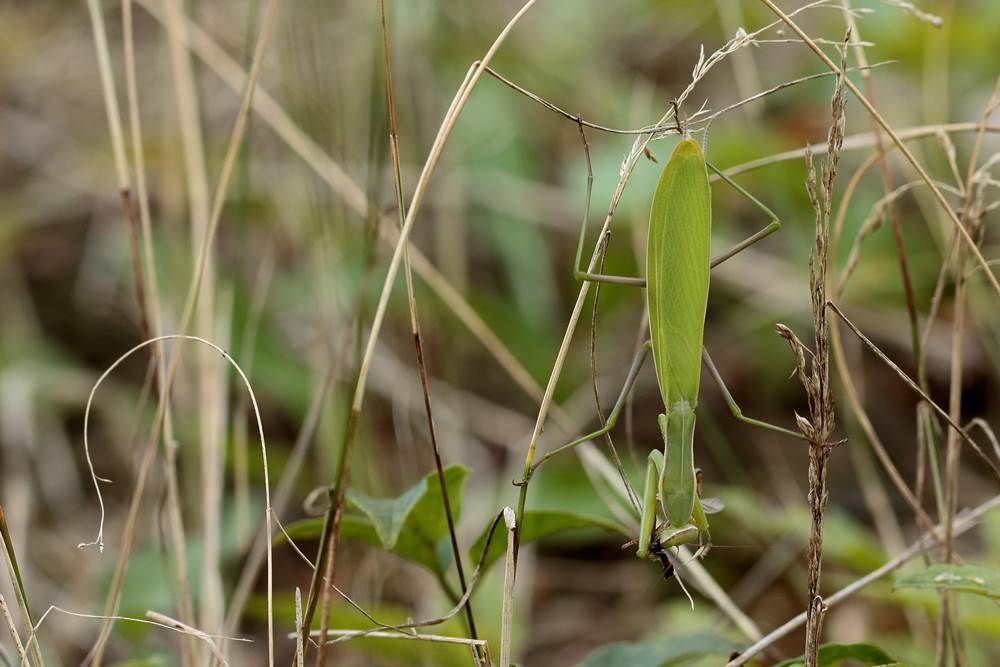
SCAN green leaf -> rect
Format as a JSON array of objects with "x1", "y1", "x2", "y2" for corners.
[
  {"x1": 470, "y1": 510, "x2": 625, "y2": 573},
  {"x1": 894, "y1": 564, "x2": 1000, "y2": 600},
  {"x1": 281, "y1": 465, "x2": 469, "y2": 575},
  {"x1": 581, "y1": 633, "x2": 741, "y2": 667},
  {"x1": 281, "y1": 516, "x2": 325, "y2": 542},
  {"x1": 775, "y1": 642, "x2": 898, "y2": 667},
  {"x1": 346, "y1": 482, "x2": 426, "y2": 549},
  {"x1": 395, "y1": 465, "x2": 469, "y2": 574}
]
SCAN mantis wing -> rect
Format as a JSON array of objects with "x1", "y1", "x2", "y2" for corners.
[
  {"x1": 646, "y1": 138, "x2": 712, "y2": 411},
  {"x1": 647, "y1": 139, "x2": 712, "y2": 526}
]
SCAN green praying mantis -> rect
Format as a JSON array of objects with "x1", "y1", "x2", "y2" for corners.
[{"x1": 521, "y1": 127, "x2": 806, "y2": 576}]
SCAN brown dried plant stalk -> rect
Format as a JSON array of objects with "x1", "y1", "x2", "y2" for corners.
[{"x1": 776, "y1": 30, "x2": 848, "y2": 667}]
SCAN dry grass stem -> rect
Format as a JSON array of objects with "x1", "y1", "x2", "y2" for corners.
[{"x1": 775, "y1": 33, "x2": 848, "y2": 665}]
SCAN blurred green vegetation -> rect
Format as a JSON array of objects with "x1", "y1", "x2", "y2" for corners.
[{"x1": 0, "y1": 0, "x2": 999, "y2": 665}]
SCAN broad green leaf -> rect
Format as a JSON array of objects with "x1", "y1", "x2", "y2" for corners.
[
  {"x1": 282, "y1": 516, "x2": 326, "y2": 542},
  {"x1": 395, "y1": 465, "x2": 469, "y2": 573},
  {"x1": 282, "y1": 465, "x2": 469, "y2": 575},
  {"x1": 581, "y1": 632, "x2": 741, "y2": 667},
  {"x1": 470, "y1": 510, "x2": 625, "y2": 573},
  {"x1": 775, "y1": 642, "x2": 898, "y2": 667},
  {"x1": 347, "y1": 481, "x2": 425, "y2": 549},
  {"x1": 894, "y1": 564, "x2": 1000, "y2": 600},
  {"x1": 646, "y1": 138, "x2": 711, "y2": 408},
  {"x1": 108, "y1": 660, "x2": 168, "y2": 667}
]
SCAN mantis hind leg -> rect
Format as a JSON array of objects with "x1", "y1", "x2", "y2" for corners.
[{"x1": 702, "y1": 348, "x2": 805, "y2": 440}]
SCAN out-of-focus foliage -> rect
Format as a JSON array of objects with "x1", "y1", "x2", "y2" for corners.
[{"x1": 1, "y1": 0, "x2": 999, "y2": 665}]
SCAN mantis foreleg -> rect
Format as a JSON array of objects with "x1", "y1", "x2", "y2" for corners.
[
  {"x1": 521, "y1": 342, "x2": 652, "y2": 483},
  {"x1": 637, "y1": 450, "x2": 663, "y2": 559}
]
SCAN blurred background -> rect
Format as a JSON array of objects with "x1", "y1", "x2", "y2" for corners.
[{"x1": 1, "y1": 0, "x2": 999, "y2": 665}]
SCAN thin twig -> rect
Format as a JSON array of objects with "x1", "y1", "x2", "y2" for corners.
[
  {"x1": 722, "y1": 122, "x2": 1000, "y2": 178},
  {"x1": 482, "y1": 62, "x2": 888, "y2": 137},
  {"x1": 828, "y1": 302, "x2": 1000, "y2": 482},
  {"x1": 725, "y1": 494, "x2": 1000, "y2": 666}
]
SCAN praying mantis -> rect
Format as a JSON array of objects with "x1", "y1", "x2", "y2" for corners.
[{"x1": 521, "y1": 127, "x2": 805, "y2": 575}]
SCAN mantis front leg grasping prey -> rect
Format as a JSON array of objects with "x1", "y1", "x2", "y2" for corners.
[{"x1": 521, "y1": 135, "x2": 804, "y2": 575}]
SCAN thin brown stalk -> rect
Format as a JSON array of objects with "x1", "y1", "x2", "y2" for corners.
[
  {"x1": 118, "y1": 190, "x2": 152, "y2": 348},
  {"x1": 377, "y1": 0, "x2": 478, "y2": 647},
  {"x1": 777, "y1": 41, "x2": 847, "y2": 664},
  {"x1": 85, "y1": 0, "x2": 151, "y2": 351},
  {"x1": 303, "y1": 6, "x2": 538, "y2": 664},
  {"x1": 828, "y1": 302, "x2": 1000, "y2": 481}
]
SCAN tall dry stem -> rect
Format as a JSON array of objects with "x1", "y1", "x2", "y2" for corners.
[{"x1": 776, "y1": 30, "x2": 847, "y2": 667}]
